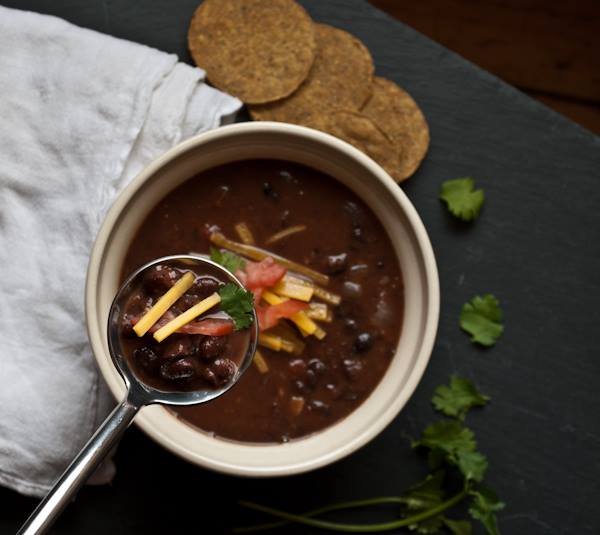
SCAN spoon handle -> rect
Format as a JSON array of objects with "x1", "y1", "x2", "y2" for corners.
[{"x1": 17, "y1": 397, "x2": 140, "y2": 535}]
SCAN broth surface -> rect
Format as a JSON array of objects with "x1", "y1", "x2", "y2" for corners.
[{"x1": 122, "y1": 160, "x2": 403, "y2": 442}]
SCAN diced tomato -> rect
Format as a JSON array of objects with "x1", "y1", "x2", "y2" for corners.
[
  {"x1": 251, "y1": 286, "x2": 264, "y2": 304},
  {"x1": 235, "y1": 269, "x2": 248, "y2": 286},
  {"x1": 130, "y1": 314, "x2": 233, "y2": 336},
  {"x1": 176, "y1": 318, "x2": 234, "y2": 336},
  {"x1": 243, "y1": 257, "x2": 286, "y2": 290},
  {"x1": 256, "y1": 300, "x2": 308, "y2": 331}
]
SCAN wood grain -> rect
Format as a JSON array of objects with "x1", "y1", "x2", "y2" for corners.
[{"x1": 370, "y1": 0, "x2": 600, "y2": 133}]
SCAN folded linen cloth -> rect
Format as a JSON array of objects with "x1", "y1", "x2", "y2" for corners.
[{"x1": 0, "y1": 5, "x2": 241, "y2": 498}]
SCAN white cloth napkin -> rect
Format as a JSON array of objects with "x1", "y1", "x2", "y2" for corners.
[{"x1": 0, "y1": 6, "x2": 242, "y2": 498}]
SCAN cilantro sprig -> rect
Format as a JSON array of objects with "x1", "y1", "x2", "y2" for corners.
[
  {"x1": 218, "y1": 283, "x2": 254, "y2": 330},
  {"x1": 235, "y1": 376, "x2": 503, "y2": 535},
  {"x1": 432, "y1": 376, "x2": 490, "y2": 420},
  {"x1": 468, "y1": 489, "x2": 505, "y2": 535},
  {"x1": 460, "y1": 294, "x2": 504, "y2": 347},
  {"x1": 440, "y1": 177, "x2": 485, "y2": 221},
  {"x1": 210, "y1": 246, "x2": 245, "y2": 273}
]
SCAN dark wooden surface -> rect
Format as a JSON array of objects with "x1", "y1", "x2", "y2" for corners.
[
  {"x1": 370, "y1": 0, "x2": 600, "y2": 135},
  {"x1": 1, "y1": 1, "x2": 600, "y2": 534}
]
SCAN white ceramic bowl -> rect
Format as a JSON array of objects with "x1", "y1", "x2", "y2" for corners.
[{"x1": 85, "y1": 122, "x2": 439, "y2": 477}]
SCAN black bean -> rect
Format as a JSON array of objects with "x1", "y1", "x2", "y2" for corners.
[
  {"x1": 280, "y1": 209, "x2": 291, "y2": 227},
  {"x1": 199, "y1": 336, "x2": 226, "y2": 360},
  {"x1": 201, "y1": 368, "x2": 218, "y2": 386},
  {"x1": 160, "y1": 358, "x2": 196, "y2": 381},
  {"x1": 305, "y1": 369, "x2": 318, "y2": 387},
  {"x1": 178, "y1": 293, "x2": 201, "y2": 310},
  {"x1": 376, "y1": 260, "x2": 385, "y2": 269},
  {"x1": 262, "y1": 181, "x2": 279, "y2": 200},
  {"x1": 354, "y1": 332, "x2": 374, "y2": 353},
  {"x1": 343, "y1": 318, "x2": 358, "y2": 332},
  {"x1": 120, "y1": 314, "x2": 136, "y2": 337},
  {"x1": 279, "y1": 170, "x2": 298, "y2": 184},
  {"x1": 162, "y1": 337, "x2": 197, "y2": 359},
  {"x1": 294, "y1": 380, "x2": 310, "y2": 394},
  {"x1": 126, "y1": 292, "x2": 154, "y2": 316},
  {"x1": 309, "y1": 400, "x2": 330, "y2": 413},
  {"x1": 342, "y1": 281, "x2": 363, "y2": 299},
  {"x1": 324, "y1": 253, "x2": 348, "y2": 275},
  {"x1": 343, "y1": 358, "x2": 363, "y2": 381},
  {"x1": 352, "y1": 225, "x2": 366, "y2": 242},
  {"x1": 288, "y1": 358, "x2": 307, "y2": 378},
  {"x1": 325, "y1": 383, "x2": 341, "y2": 398},
  {"x1": 211, "y1": 358, "x2": 237, "y2": 384},
  {"x1": 342, "y1": 389, "x2": 359, "y2": 401},
  {"x1": 144, "y1": 265, "x2": 178, "y2": 293},
  {"x1": 133, "y1": 347, "x2": 160, "y2": 372},
  {"x1": 191, "y1": 277, "x2": 220, "y2": 298},
  {"x1": 308, "y1": 358, "x2": 327, "y2": 375},
  {"x1": 343, "y1": 201, "x2": 360, "y2": 218}
]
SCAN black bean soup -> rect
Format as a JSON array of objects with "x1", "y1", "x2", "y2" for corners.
[
  {"x1": 119, "y1": 261, "x2": 251, "y2": 392},
  {"x1": 122, "y1": 160, "x2": 404, "y2": 442}
]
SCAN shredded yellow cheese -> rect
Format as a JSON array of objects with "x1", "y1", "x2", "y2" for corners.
[
  {"x1": 312, "y1": 286, "x2": 341, "y2": 306},
  {"x1": 290, "y1": 311, "x2": 317, "y2": 336},
  {"x1": 234, "y1": 222, "x2": 255, "y2": 245},
  {"x1": 306, "y1": 302, "x2": 333, "y2": 322},
  {"x1": 314, "y1": 326, "x2": 327, "y2": 340},
  {"x1": 258, "y1": 333, "x2": 282, "y2": 351},
  {"x1": 253, "y1": 350, "x2": 269, "y2": 374},
  {"x1": 133, "y1": 272, "x2": 195, "y2": 337},
  {"x1": 272, "y1": 280, "x2": 314, "y2": 302},
  {"x1": 258, "y1": 332, "x2": 296, "y2": 353},
  {"x1": 261, "y1": 290, "x2": 284, "y2": 306},
  {"x1": 269, "y1": 323, "x2": 306, "y2": 355},
  {"x1": 265, "y1": 225, "x2": 307, "y2": 245},
  {"x1": 210, "y1": 232, "x2": 330, "y2": 286},
  {"x1": 280, "y1": 339, "x2": 297, "y2": 353},
  {"x1": 290, "y1": 396, "x2": 305, "y2": 416},
  {"x1": 283, "y1": 274, "x2": 341, "y2": 306},
  {"x1": 153, "y1": 292, "x2": 221, "y2": 343}
]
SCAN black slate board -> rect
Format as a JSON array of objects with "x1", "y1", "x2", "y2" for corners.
[{"x1": 2, "y1": 1, "x2": 599, "y2": 534}]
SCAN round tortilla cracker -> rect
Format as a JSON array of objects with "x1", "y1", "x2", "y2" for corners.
[
  {"x1": 300, "y1": 111, "x2": 401, "y2": 181},
  {"x1": 249, "y1": 24, "x2": 374, "y2": 122},
  {"x1": 188, "y1": 0, "x2": 316, "y2": 104},
  {"x1": 361, "y1": 77, "x2": 429, "y2": 181}
]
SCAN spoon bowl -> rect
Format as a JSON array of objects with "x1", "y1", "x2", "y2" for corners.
[
  {"x1": 107, "y1": 254, "x2": 258, "y2": 407},
  {"x1": 18, "y1": 254, "x2": 257, "y2": 535}
]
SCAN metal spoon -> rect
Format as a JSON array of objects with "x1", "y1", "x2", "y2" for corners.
[{"x1": 17, "y1": 254, "x2": 258, "y2": 535}]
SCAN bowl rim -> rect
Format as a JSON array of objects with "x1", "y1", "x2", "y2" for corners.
[{"x1": 85, "y1": 121, "x2": 439, "y2": 476}]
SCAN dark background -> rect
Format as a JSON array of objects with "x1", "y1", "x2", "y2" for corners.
[
  {"x1": 1, "y1": 1, "x2": 599, "y2": 534},
  {"x1": 369, "y1": 0, "x2": 600, "y2": 136}
]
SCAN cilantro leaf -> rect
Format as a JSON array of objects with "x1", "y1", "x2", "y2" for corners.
[
  {"x1": 210, "y1": 247, "x2": 245, "y2": 273},
  {"x1": 427, "y1": 447, "x2": 446, "y2": 470},
  {"x1": 443, "y1": 518, "x2": 473, "y2": 535},
  {"x1": 455, "y1": 450, "x2": 488, "y2": 482},
  {"x1": 440, "y1": 177, "x2": 485, "y2": 221},
  {"x1": 400, "y1": 471, "x2": 445, "y2": 534},
  {"x1": 415, "y1": 419, "x2": 487, "y2": 484},
  {"x1": 432, "y1": 376, "x2": 490, "y2": 420},
  {"x1": 402, "y1": 471, "x2": 445, "y2": 511},
  {"x1": 414, "y1": 420, "x2": 477, "y2": 457},
  {"x1": 468, "y1": 488, "x2": 505, "y2": 535},
  {"x1": 460, "y1": 294, "x2": 504, "y2": 347},
  {"x1": 218, "y1": 283, "x2": 254, "y2": 330}
]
